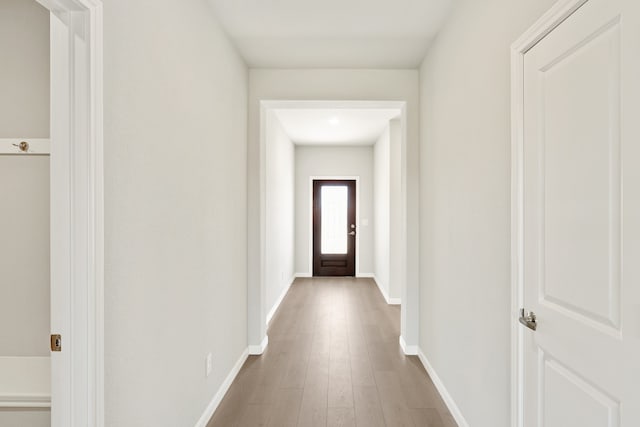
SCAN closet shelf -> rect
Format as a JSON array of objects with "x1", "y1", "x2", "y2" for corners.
[{"x1": 0, "y1": 139, "x2": 50, "y2": 155}]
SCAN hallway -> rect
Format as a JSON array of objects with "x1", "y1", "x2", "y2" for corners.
[{"x1": 207, "y1": 278, "x2": 456, "y2": 426}]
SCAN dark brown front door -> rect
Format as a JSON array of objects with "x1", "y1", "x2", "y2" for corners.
[{"x1": 313, "y1": 180, "x2": 356, "y2": 276}]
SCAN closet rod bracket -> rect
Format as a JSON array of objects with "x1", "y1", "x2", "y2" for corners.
[{"x1": 12, "y1": 141, "x2": 29, "y2": 152}]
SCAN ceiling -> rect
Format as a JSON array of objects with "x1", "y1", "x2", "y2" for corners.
[
  {"x1": 207, "y1": 0, "x2": 454, "y2": 68},
  {"x1": 274, "y1": 108, "x2": 401, "y2": 146}
]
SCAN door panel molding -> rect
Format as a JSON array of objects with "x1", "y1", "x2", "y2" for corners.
[{"x1": 538, "y1": 348, "x2": 621, "y2": 427}]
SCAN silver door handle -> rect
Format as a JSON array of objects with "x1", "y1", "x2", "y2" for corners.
[
  {"x1": 519, "y1": 308, "x2": 537, "y2": 331},
  {"x1": 348, "y1": 231, "x2": 356, "y2": 236}
]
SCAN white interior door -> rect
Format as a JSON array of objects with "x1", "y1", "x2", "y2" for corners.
[{"x1": 522, "y1": 0, "x2": 640, "y2": 425}]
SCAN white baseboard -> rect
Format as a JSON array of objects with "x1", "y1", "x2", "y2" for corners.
[
  {"x1": 248, "y1": 335, "x2": 269, "y2": 355},
  {"x1": 417, "y1": 349, "x2": 470, "y2": 427},
  {"x1": 295, "y1": 272, "x2": 312, "y2": 278},
  {"x1": 369, "y1": 275, "x2": 392, "y2": 305},
  {"x1": 194, "y1": 348, "x2": 249, "y2": 427},
  {"x1": 399, "y1": 336, "x2": 418, "y2": 355},
  {"x1": 357, "y1": 272, "x2": 375, "y2": 278},
  {"x1": 369, "y1": 275, "x2": 401, "y2": 305},
  {"x1": 266, "y1": 275, "x2": 295, "y2": 326}
]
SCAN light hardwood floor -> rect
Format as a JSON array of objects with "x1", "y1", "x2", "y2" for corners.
[{"x1": 207, "y1": 278, "x2": 457, "y2": 427}]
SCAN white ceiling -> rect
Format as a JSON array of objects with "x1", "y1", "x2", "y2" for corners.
[
  {"x1": 207, "y1": 0, "x2": 454, "y2": 68},
  {"x1": 274, "y1": 108, "x2": 401, "y2": 146}
]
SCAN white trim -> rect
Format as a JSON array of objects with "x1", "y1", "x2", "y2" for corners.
[
  {"x1": 253, "y1": 99, "x2": 413, "y2": 366},
  {"x1": 366, "y1": 274, "x2": 401, "y2": 306},
  {"x1": 43, "y1": 1, "x2": 104, "y2": 426},
  {"x1": 0, "y1": 139, "x2": 51, "y2": 154},
  {"x1": 308, "y1": 175, "x2": 361, "y2": 277},
  {"x1": 248, "y1": 336, "x2": 269, "y2": 355},
  {"x1": 369, "y1": 274, "x2": 390, "y2": 303},
  {"x1": 295, "y1": 272, "x2": 312, "y2": 278},
  {"x1": 417, "y1": 349, "x2": 470, "y2": 427},
  {"x1": 262, "y1": 100, "x2": 407, "y2": 110},
  {"x1": 399, "y1": 336, "x2": 418, "y2": 356},
  {"x1": 357, "y1": 272, "x2": 375, "y2": 278},
  {"x1": 266, "y1": 275, "x2": 295, "y2": 326},
  {"x1": 0, "y1": 357, "x2": 50, "y2": 408},
  {"x1": 194, "y1": 349, "x2": 249, "y2": 427},
  {"x1": 0, "y1": 396, "x2": 51, "y2": 409},
  {"x1": 512, "y1": 0, "x2": 588, "y2": 54},
  {"x1": 510, "y1": 2, "x2": 588, "y2": 427}
]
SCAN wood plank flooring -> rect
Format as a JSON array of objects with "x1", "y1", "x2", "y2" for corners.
[{"x1": 207, "y1": 278, "x2": 457, "y2": 427}]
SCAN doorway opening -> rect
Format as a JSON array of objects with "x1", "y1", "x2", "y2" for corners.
[
  {"x1": 312, "y1": 179, "x2": 356, "y2": 276},
  {"x1": 251, "y1": 99, "x2": 415, "y2": 357}
]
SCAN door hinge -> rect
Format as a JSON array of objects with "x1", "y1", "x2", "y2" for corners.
[{"x1": 50, "y1": 334, "x2": 62, "y2": 352}]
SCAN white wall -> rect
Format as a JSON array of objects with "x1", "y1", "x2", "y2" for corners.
[
  {"x1": 0, "y1": 409, "x2": 50, "y2": 427},
  {"x1": 295, "y1": 145, "x2": 374, "y2": 276},
  {"x1": 389, "y1": 119, "x2": 403, "y2": 302},
  {"x1": 0, "y1": 0, "x2": 50, "y2": 358},
  {"x1": 248, "y1": 69, "x2": 420, "y2": 348},
  {"x1": 265, "y1": 113, "x2": 295, "y2": 320},
  {"x1": 372, "y1": 119, "x2": 402, "y2": 304},
  {"x1": 418, "y1": 0, "x2": 557, "y2": 426},
  {"x1": 103, "y1": 1, "x2": 248, "y2": 426},
  {"x1": 0, "y1": 157, "x2": 50, "y2": 357},
  {"x1": 373, "y1": 126, "x2": 391, "y2": 297},
  {"x1": 0, "y1": 2, "x2": 50, "y2": 425},
  {"x1": 0, "y1": 0, "x2": 49, "y2": 137}
]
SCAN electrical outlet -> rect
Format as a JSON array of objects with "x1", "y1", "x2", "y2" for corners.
[{"x1": 206, "y1": 353, "x2": 212, "y2": 377}]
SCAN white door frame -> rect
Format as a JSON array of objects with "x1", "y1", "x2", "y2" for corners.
[
  {"x1": 36, "y1": 0, "x2": 104, "y2": 426},
  {"x1": 510, "y1": 1, "x2": 589, "y2": 426}
]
